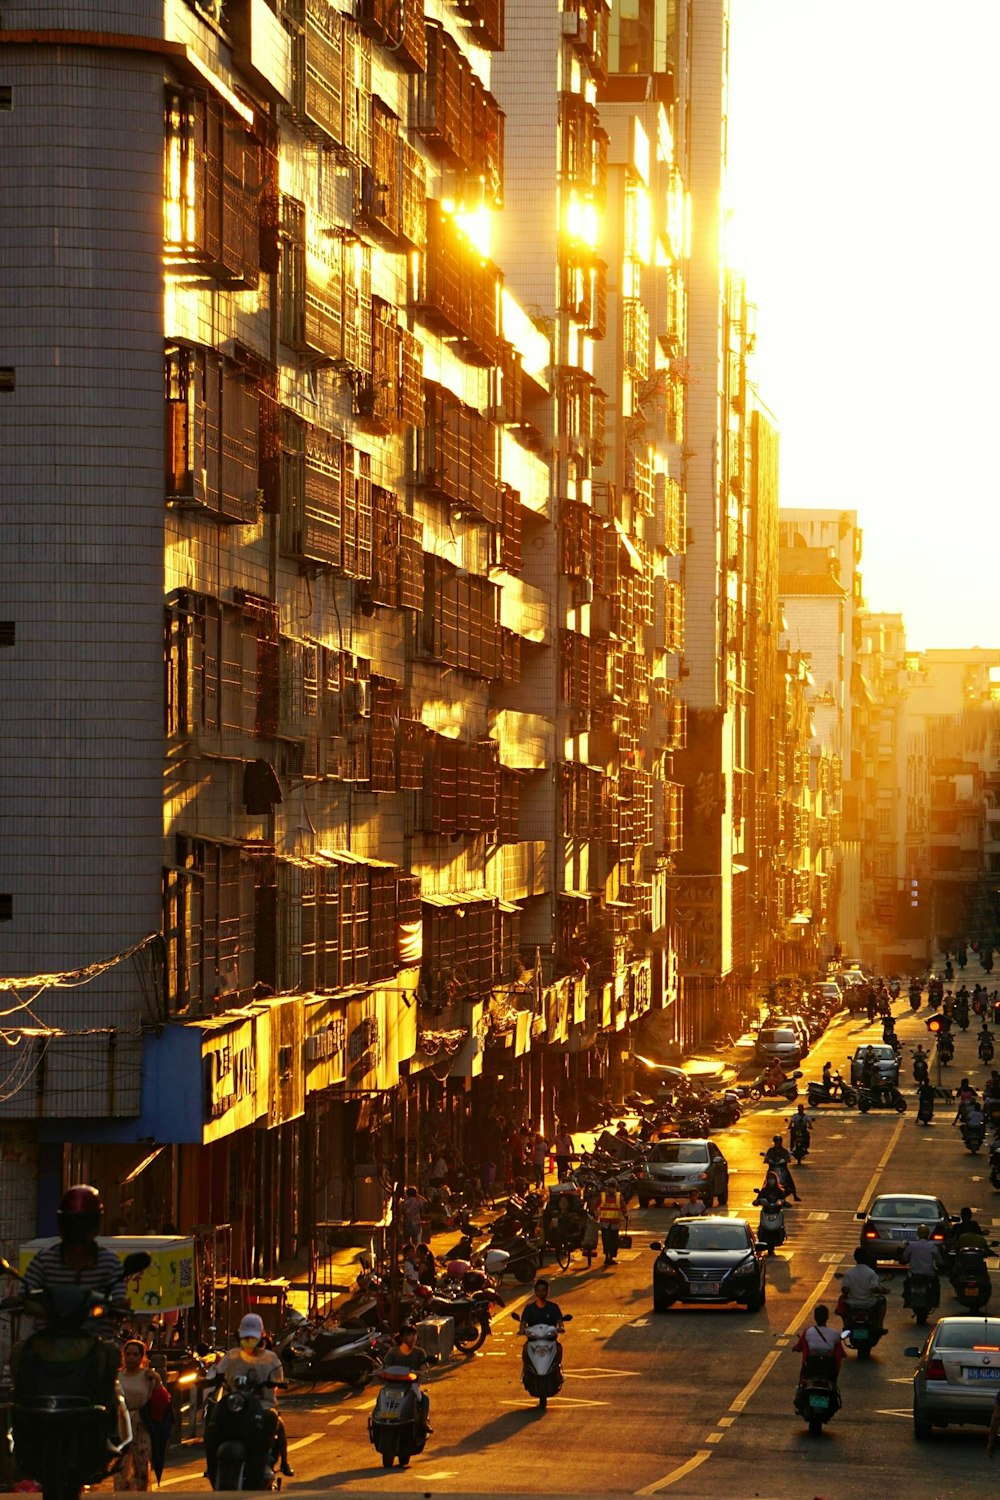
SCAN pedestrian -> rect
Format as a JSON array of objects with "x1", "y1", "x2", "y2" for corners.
[
  {"x1": 428, "y1": 1151, "x2": 449, "y2": 1189},
  {"x1": 553, "y1": 1124, "x2": 574, "y2": 1182},
  {"x1": 679, "y1": 1188, "x2": 706, "y2": 1217},
  {"x1": 596, "y1": 1186, "x2": 626, "y2": 1267},
  {"x1": 530, "y1": 1132, "x2": 549, "y2": 1187},
  {"x1": 114, "y1": 1339, "x2": 168, "y2": 1491},
  {"x1": 400, "y1": 1185, "x2": 428, "y2": 1242}
]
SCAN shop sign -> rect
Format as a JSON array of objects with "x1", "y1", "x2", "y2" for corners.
[{"x1": 202, "y1": 1017, "x2": 261, "y2": 1140}]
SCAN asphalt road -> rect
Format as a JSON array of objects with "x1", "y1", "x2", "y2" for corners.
[{"x1": 160, "y1": 991, "x2": 1000, "y2": 1500}]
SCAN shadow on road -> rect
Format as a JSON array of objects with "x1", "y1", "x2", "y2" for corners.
[{"x1": 427, "y1": 1406, "x2": 546, "y2": 1456}]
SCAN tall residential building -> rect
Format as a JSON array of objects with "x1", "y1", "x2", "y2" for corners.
[
  {"x1": 855, "y1": 612, "x2": 910, "y2": 970},
  {"x1": 0, "y1": 0, "x2": 687, "y2": 1264},
  {"x1": 778, "y1": 508, "x2": 864, "y2": 959},
  {"x1": 900, "y1": 650, "x2": 1000, "y2": 961}
]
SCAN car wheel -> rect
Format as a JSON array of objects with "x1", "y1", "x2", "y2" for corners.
[
  {"x1": 743, "y1": 1289, "x2": 765, "y2": 1312},
  {"x1": 637, "y1": 1195, "x2": 650, "y2": 1209},
  {"x1": 717, "y1": 1181, "x2": 729, "y2": 1205},
  {"x1": 913, "y1": 1408, "x2": 933, "y2": 1441},
  {"x1": 653, "y1": 1293, "x2": 673, "y2": 1314}
]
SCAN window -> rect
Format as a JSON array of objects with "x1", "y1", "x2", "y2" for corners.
[
  {"x1": 165, "y1": 343, "x2": 264, "y2": 523},
  {"x1": 0, "y1": 896, "x2": 12, "y2": 922},
  {"x1": 0, "y1": 368, "x2": 14, "y2": 392},
  {"x1": 0, "y1": 86, "x2": 12, "y2": 111},
  {"x1": 164, "y1": 89, "x2": 261, "y2": 287},
  {"x1": 0, "y1": 622, "x2": 14, "y2": 646}
]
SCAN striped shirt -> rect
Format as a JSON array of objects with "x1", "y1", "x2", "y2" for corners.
[{"x1": 23, "y1": 1243, "x2": 127, "y2": 1302}]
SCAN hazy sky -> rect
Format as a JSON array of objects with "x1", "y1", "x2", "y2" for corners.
[{"x1": 726, "y1": 0, "x2": 999, "y2": 651}]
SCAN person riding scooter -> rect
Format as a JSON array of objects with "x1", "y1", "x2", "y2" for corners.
[
  {"x1": 912, "y1": 1046, "x2": 930, "y2": 1086},
  {"x1": 384, "y1": 1324, "x2": 431, "y2": 1433},
  {"x1": 789, "y1": 1105, "x2": 811, "y2": 1153},
  {"x1": 762, "y1": 1136, "x2": 801, "y2": 1201},
  {"x1": 215, "y1": 1314, "x2": 292, "y2": 1476},
  {"x1": 821, "y1": 1061, "x2": 842, "y2": 1100},
  {"x1": 23, "y1": 1185, "x2": 128, "y2": 1309},
  {"x1": 900, "y1": 1225, "x2": 944, "y2": 1308},
  {"x1": 837, "y1": 1247, "x2": 888, "y2": 1331}
]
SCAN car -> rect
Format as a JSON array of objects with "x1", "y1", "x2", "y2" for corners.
[
  {"x1": 811, "y1": 982, "x2": 843, "y2": 1009},
  {"x1": 754, "y1": 1026, "x2": 803, "y2": 1068},
  {"x1": 848, "y1": 1043, "x2": 900, "y2": 1086},
  {"x1": 650, "y1": 1215, "x2": 766, "y2": 1313},
  {"x1": 908, "y1": 1316, "x2": 1000, "y2": 1438},
  {"x1": 773, "y1": 1014, "x2": 811, "y2": 1051},
  {"x1": 857, "y1": 1192, "x2": 952, "y2": 1265},
  {"x1": 635, "y1": 1139, "x2": 729, "y2": 1209}
]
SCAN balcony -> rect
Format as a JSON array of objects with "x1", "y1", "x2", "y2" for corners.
[{"x1": 487, "y1": 840, "x2": 551, "y2": 903}]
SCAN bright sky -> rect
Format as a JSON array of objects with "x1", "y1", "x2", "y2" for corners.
[{"x1": 726, "y1": 0, "x2": 999, "y2": 651}]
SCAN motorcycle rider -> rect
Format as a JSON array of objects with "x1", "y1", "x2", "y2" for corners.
[
  {"x1": 795, "y1": 1304, "x2": 843, "y2": 1379},
  {"x1": 900, "y1": 1224, "x2": 944, "y2": 1308},
  {"x1": 838, "y1": 1247, "x2": 888, "y2": 1331},
  {"x1": 763, "y1": 1135, "x2": 801, "y2": 1201},
  {"x1": 753, "y1": 1169, "x2": 788, "y2": 1213},
  {"x1": 821, "y1": 1061, "x2": 841, "y2": 1100},
  {"x1": 596, "y1": 1185, "x2": 627, "y2": 1266},
  {"x1": 912, "y1": 1046, "x2": 930, "y2": 1085},
  {"x1": 385, "y1": 1324, "x2": 431, "y2": 1436},
  {"x1": 860, "y1": 1046, "x2": 878, "y2": 1092},
  {"x1": 764, "y1": 1057, "x2": 789, "y2": 1093},
  {"x1": 953, "y1": 1080, "x2": 982, "y2": 1124},
  {"x1": 916, "y1": 1079, "x2": 936, "y2": 1124},
  {"x1": 22, "y1": 1185, "x2": 128, "y2": 1308},
  {"x1": 789, "y1": 1104, "x2": 812, "y2": 1151},
  {"x1": 215, "y1": 1314, "x2": 292, "y2": 1477},
  {"x1": 952, "y1": 1206, "x2": 988, "y2": 1246}
]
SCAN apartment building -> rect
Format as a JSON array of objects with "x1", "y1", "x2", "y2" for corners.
[
  {"x1": 0, "y1": 0, "x2": 694, "y2": 1261},
  {"x1": 854, "y1": 613, "x2": 912, "y2": 970}
]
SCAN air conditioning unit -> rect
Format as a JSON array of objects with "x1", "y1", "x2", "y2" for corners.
[
  {"x1": 573, "y1": 576, "x2": 594, "y2": 606},
  {"x1": 560, "y1": 10, "x2": 580, "y2": 35}
]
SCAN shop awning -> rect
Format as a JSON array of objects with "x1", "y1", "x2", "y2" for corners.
[{"x1": 421, "y1": 888, "x2": 494, "y2": 907}]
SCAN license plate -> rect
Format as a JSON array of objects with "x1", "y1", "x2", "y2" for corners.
[
  {"x1": 888, "y1": 1227, "x2": 916, "y2": 1240},
  {"x1": 853, "y1": 1328, "x2": 869, "y2": 1341},
  {"x1": 965, "y1": 1283, "x2": 981, "y2": 1296},
  {"x1": 965, "y1": 1368, "x2": 1000, "y2": 1381},
  {"x1": 808, "y1": 1395, "x2": 828, "y2": 1410},
  {"x1": 692, "y1": 1282, "x2": 720, "y2": 1296}
]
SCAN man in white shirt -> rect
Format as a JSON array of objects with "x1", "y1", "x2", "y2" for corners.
[{"x1": 838, "y1": 1248, "x2": 887, "y2": 1327}]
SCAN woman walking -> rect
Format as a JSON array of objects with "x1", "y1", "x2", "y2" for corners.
[{"x1": 114, "y1": 1339, "x2": 167, "y2": 1491}]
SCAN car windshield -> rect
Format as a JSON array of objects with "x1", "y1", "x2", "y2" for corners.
[
  {"x1": 856, "y1": 1046, "x2": 893, "y2": 1059},
  {"x1": 666, "y1": 1222, "x2": 749, "y2": 1252},
  {"x1": 934, "y1": 1320, "x2": 1000, "y2": 1349},
  {"x1": 759, "y1": 1029, "x2": 795, "y2": 1044},
  {"x1": 871, "y1": 1196, "x2": 942, "y2": 1220},
  {"x1": 648, "y1": 1142, "x2": 708, "y2": 1165}
]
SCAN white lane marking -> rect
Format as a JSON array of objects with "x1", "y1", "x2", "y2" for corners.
[
  {"x1": 856, "y1": 1114, "x2": 908, "y2": 1213},
  {"x1": 288, "y1": 1434, "x2": 323, "y2": 1452},
  {"x1": 705, "y1": 1432, "x2": 723, "y2": 1444},
  {"x1": 158, "y1": 1470, "x2": 207, "y2": 1489},
  {"x1": 564, "y1": 1367, "x2": 639, "y2": 1379},
  {"x1": 807, "y1": 1211, "x2": 830, "y2": 1220},
  {"x1": 499, "y1": 1395, "x2": 608, "y2": 1408},
  {"x1": 410, "y1": 1471, "x2": 458, "y2": 1479},
  {"x1": 329, "y1": 1414, "x2": 351, "y2": 1425},
  {"x1": 876, "y1": 1408, "x2": 913, "y2": 1418}
]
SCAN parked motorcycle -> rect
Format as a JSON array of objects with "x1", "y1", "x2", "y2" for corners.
[
  {"x1": 413, "y1": 1276, "x2": 505, "y2": 1354},
  {"x1": 857, "y1": 1083, "x2": 907, "y2": 1114},
  {"x1": 486, "y1": 1232, "x2": 539, "y2": 1285},
  {"x1": 511, "y1": 1311, "x2": 572, "y2": 1411},
  {"x1": 368, "y1": 1367, "x2": 428, "y2": 1470},
  {"x1": 0, "y1": 1250, "x2": 150, "y2": 1500},
  {"x1": 274, "y1": 1311, "x2": 387, "y2": 1390},
  {"x1": 793, "y1": 1354, "x2": 841, "y2": 1436},
  {"x1": 204, "y1": 1369, "x2": 285, "y2": 1490}
]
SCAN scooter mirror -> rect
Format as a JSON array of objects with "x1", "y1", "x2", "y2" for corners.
[
  {"x1": 903, "y1": 1346, "x2": 921, "y2": 1358},
  {"x1": 510, "y1": 1312, "x2": 520, "y2": 1322},
  {"x1": 649, "y1": 1242, "x2": 662, "y2": 1251},
  {"x1": 563, "y1": 1314, "x2": 573, "y2": 1322}
]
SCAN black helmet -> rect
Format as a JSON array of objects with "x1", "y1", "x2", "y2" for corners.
[{"x1": 57, "y1": 1184, "x2": 103, "y2": 1244}]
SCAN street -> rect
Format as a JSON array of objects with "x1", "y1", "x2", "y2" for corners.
[{"x1": 162, "y1": 998, "x2": 999, "y2": 1499}]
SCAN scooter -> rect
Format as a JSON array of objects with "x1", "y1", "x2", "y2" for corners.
[
  {"x1": 916, "y1": 1095, "x2": 935, "y2": 1126},
  {"x1": 912, "y1": 1052, "x2": 930, "y2": 1086},
  {"x1": 412, "y1": 1280, "x2": 505, "y2": 1354},
  {"x1": 989, "y1": 1137, "x2": 1000, "y2": 1189},
  {"x1": 961, "y1": 1120, "x2": 986, "y2": 1154},
  {"x1": 204, "y1": 1370, "x2": 285, "y2": 1491},
  {"x1": 950, "y1": 1247, "x2": 993, "y2": 1312},
  {"x1": 510, "y1": 1311, "x2": 572, "y2": 1411},
  {"x1": 789, "y1": 1123, "x2": 811, "y2": 1165},
  {"x1": 368, "y1": 1367, "x2": 428, "y2": 1470},
  {"x1": 0, "y1": 1250, "x2": 150, "y2": 1500},
  {"x1": 938, "y1": 1034, "x2": 955, "y2": 1065},
  {"x1": 906, "y1": 1272, "x2": 939, "y2": 1326},
  {"x1": 840, "y1": 1300, "x2": 886, "y2": 1361},
  {"x1": 274, "y1": 1312, "x2": 388, "y2": 1390},
  {"x1": 793, "y1": 1353, "x2": 841, "y2": 1436},
  {"x1": 748, "y1": 1070, "x2": 803, "y2": 1102},
  {"x1": 980, "y1": 1034, "x2": 996, "y2": 1064},
  {"x1": 806, "y1": 1077, "x2": 858, "y2": 1109},
  {"x1": 857, "y1": 1083, "x2": 907, "y2": 1114},
  {"x1": 756, "y1": 1203, "x2": 786, "y2": 1256},
  {"x1": 486, "y1": 1232, "x2": 539, "y2": 1285}
]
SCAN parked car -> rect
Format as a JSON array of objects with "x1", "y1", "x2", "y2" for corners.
[
  {"x1": 650, "y1": 1216, "x2": 766, "y2": 1313},
  {"x1": 908, "y1": 1316, "x2": 1000, "y2": 1439},
  {"x1": 773, "y1": 1015, "x2": 810, "y2": 1051},
  {"x1": 635, "y1": 1139, "x2": 729, "y2": 1209},
  {"x1": 848, "y1": 1043, "x2": 899, "y2": 1087},
  {"x1": 754, "y1": 1026, "x2": 803, "y2": 1069},
  {"x1": 857, "y1": 1192, "x2": 951, "y2": 1265},
  {"x1": 811, "y1": 982, "x2": 843, "y2": 1009}
]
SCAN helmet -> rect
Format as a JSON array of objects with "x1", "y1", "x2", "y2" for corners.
[
  {"x1": 238, "y1": 1313, "x2": 265, "y2": 1340},
  {"x1": 57, "y1": 1184, "x2": 103, "y2": 1244}
]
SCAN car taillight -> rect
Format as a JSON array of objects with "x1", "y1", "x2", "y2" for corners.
[
  {"x1": 932, "y1": 1232, "x2": 945, "y2": 1241},
  {"x1": 926, "y1": 1358, "x2": 946, "y2": 1380},
  {"x1": 863, "y1": 1228, "x2": 877, "y2": 1239}
]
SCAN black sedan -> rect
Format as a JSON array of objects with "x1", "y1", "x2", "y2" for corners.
[{"x1": 651, "y1": 1216, "x2": 767, "y2": 1313}]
